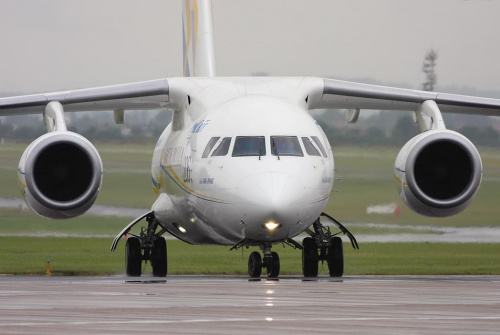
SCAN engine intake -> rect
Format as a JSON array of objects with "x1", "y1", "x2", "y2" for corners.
[
  {"x1": 395, "y1": 130, "x2": 482, "y2": 217},
  {"x1": 19, "y1": 132, "x2": 103, "y2": 219}
]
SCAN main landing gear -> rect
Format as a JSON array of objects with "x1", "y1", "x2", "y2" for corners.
[
  {"x1": 112, "y1": 211, "x2": 168, "y2": 277},
  {"x1": 302, "y1": 212, "x2": 359, "y2": 278}
]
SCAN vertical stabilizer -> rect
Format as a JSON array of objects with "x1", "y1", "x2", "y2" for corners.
[{"x1": 182, "y1": 0, "x2": 217, "y2": 77}]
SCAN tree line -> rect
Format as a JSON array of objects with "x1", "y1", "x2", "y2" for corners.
[
  {"x1": 315, "y1": 110, "x2": 499, "y2": 146},
  {"x1": 1, "y1": 108, "x2": 499, "y2": 146},
  {"x1": 0, "y1": 110, "x2": 172, "y2": 143}
]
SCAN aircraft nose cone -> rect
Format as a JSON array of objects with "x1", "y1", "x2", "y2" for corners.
[
  {"x1": 238, "y1": 172, "x2": 306, "y2": 240},
  {"x1": 254, "y1": 172, "x2": 289, "y2": 203},
  {"x1": 241, "y1": 172, "x2": 301, "y2": 209}
]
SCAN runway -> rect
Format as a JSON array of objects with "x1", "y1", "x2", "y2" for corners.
[{"x1": 0, "y1": 276, "x2": 499, "y2": 334}]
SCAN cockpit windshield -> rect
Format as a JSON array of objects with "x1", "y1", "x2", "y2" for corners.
[
  {"x1": 311, "y1": 136, "x2": 328, "y2": 157},
  {"x1": 211, "y1": 137, "x2": 231, "y2": 156},
  {"x1": 203, "y1": 135, "x2": 324, "y2": 159},
  {"x1": 232, "y1": 136, "x2": 266, "y2": 157},
  {"x1": 301, "y1": 137, "x2": 321, "y2": 156},
  {"x1": 271, "y1": 136, "x2": 303, "y2": 157},
  {"x1": 202, "y1": 137, "x2": 220, "y2": 158}
]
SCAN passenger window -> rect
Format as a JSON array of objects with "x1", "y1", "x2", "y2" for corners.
[
  {"x1": 202, "y1": 137, "x2": 220, "y2": 158},
  {"x1": 311, "y1": 136, "x2": 328, "y2": 157},
  {"x1": 211, "y1": 137, "x2": 231, "y2": 156},
  {"x1": 302, "y1": 137, "x2": 321, "y2": 156},
  {"x1": 232, "y1": 136, "x2": 266, "y2": 157},
  {"x1": 271, "y1": 136, "x2": 303, "y2": 157}
]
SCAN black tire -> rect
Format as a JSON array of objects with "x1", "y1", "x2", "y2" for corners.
[
  {"x1": 266, "y1": 252, "x2": 280, "y2": 278},
  {"x1": 151, "y1": 237, "x2": 167, "y2": 277},
  {"x1": 126, "y1": 237, "x2": 142, "y2": 277},
  {"x1": 302, "y1": 237, "x2": 318, "y2": 277},
  {"x1": 248, "y1": 251, "x2": 262, "y2": 278},
  {"x1": 328, "y1": 236, "x2": 344, "y2": 277}
]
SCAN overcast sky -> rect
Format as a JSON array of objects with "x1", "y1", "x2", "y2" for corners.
[{"x1": 1, "y1": 0, "x2": 499, "y2": 95}]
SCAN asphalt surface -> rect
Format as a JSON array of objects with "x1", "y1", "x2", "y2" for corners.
[{"x1": 0, "y1": 275, "x2": 499, "y2": 334}]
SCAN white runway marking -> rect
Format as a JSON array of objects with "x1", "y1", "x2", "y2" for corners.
[{"x1": 2, "y1": 315, "x2": 500, "y2": 327}]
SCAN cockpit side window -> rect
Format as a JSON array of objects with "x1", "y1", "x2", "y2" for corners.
[
  {"x1": 271, "y1": 136, "x2": 303, "y2": 157},
  {"x1": 311, "y1": 136, "x2": 328, "y2": 157},
  {"x1": 202, "y1": 137, "x2": 220, "y2": 158},
  {"x1": 211, "y1": 137, "x2": 232, "y2": 156},
  {"x1": 232, "y1": 136, "x2": 266, "y2": 157},
  {"x1": 302, "y1": 137, "x2": 321, "y2": 156}
]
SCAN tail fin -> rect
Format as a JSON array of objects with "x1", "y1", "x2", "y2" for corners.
[{"x1": 182, "y1": 0, "x2": 217, "y2": 77}]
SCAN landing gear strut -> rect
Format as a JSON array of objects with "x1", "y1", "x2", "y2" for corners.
[
  {"x1": 248, "y1": 243, "x2": 280, "y2": 278},
  {"x1": 121, "y1": 213, "x2": 168, "y2": 277},
  {"x1": 302, "y1": 212, "x2": 359, "y2": 278}
]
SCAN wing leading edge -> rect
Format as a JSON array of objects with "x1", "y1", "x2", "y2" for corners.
[
  {"x1": 2, "y1": 76, "x2": 500, "y2": 118},
  {"x1": 0, "y1": 78, "x2": 170, "y2": 116},
  {"x1": 310, "y1": 78, "x2": 500, "y2": 116}
]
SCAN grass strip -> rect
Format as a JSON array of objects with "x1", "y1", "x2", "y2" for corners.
[{"x1": 0, "y1": 237, "x2": 499, "y2": 276}]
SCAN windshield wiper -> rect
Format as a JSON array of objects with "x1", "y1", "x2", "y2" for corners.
[
  {"x1": 259, "y1": 137, "x2": 263, "y2": 160},
  {"x1": 272, "y1": 137, "x2": 280, "y2": 160}
]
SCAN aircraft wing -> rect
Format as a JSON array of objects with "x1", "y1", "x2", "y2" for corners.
[
  {"x1": 0, "y1": 78, "x2": 170, "y2": 116},
  {"x1": 310, "y1": 78, "x2": 500, "y2": 116}
]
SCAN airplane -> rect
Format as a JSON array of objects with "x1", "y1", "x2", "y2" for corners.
[{"x1": 1, "y1": 0, "x2": 500, "y2": 278}]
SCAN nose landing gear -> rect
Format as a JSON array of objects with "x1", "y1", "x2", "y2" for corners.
[
  {"x1": 242, "y1": 213, "x2": 357, "y2": 278},
  {"x1": 248, "y1": 251, "x2": 262, "y2": 277},
  {"x1": 248, "y1": 243, "x2": 280, "y2": 278}
]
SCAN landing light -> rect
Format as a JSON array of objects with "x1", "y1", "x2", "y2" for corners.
[
  {"x1": 263, "y1": 221, "x2": 281, "y2": 231},
  {"x1": 173, "y1": 222, "x2": 187, "y2": 234}
]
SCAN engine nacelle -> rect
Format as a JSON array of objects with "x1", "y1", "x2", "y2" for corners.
[
  {"x1": 18, "y1": 132, "x2": 103, "y2": 219},
  {"x1": 395, "y1": 130, "x2": 482, "y2": 217}
]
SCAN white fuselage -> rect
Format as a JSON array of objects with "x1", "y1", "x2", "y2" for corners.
[{"x1": 151, "y1": 77, "x2": 334, "y2": 245}]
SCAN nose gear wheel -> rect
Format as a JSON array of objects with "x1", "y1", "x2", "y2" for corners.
[{"x1": 246, "y1": 244, "x2": 280, "y2": 278}]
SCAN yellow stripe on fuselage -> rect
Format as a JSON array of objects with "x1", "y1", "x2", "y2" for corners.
[{"x1": 164, "y1": 164, "x2": 229, "y2": 204}]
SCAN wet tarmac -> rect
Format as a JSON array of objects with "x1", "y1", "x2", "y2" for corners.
[{"x1": 0, "y1": 275, "x2": 499, "y2": 334}]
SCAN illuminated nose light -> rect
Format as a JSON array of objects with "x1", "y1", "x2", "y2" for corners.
[{"x1": 263, "y1": 221, "x2": 282, "y2": 231}]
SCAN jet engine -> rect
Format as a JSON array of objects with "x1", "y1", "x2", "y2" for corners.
[
  {"x1": 394, "y1": 129, "x2": 482, "y2": 217},
  {"x1": 18, "y1": 131, "x2": 103, "y2": 219}
]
